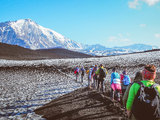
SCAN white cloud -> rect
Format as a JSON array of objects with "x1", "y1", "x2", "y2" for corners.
[
  {"x1": 128, "y1": 0, "x2": 160, "y2": 9},
  {"x1": 155, "y1": 33, "x2": 160, "y2": 38},
  {"x1": 140, "y1": 24, "x2": 147, "y2": 27},
  {"x1": 108, "y1": 36, "x2": 117, "y2": 42},
  {"x1": 129, "y1": 0, "x2": 139, "y2": 9},
  {"x1": 142, "y1": 0, "x2": 160, "y2": 6},
  {"x1": 108, "y1": 34, "x2": 130, "y2": 42}
]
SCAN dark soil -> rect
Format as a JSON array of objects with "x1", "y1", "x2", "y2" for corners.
[
  {"x1": 34, "y1": 72, "x2": 160, "y2": 120},
  {"x1": 35, "y1": 88, "x2": 127, "y2": 120},
  {"x1": 0, "y1": 43, "x2": 92, "y2": 60}
]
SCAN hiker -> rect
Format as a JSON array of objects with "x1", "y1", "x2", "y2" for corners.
[
  {"x1": 96, "y1": 64, "x2": 107, "y2": 93},
  {"x1": 126, "y1": 65, "x2": 160, "y2": 120},
  {"x1": 122, "y1": 71, "x2": 142, "y2": 108},
  {"x1": 88, "y1": 65, "x2": 94, "y2": 89},
  {"x1": 110, "y1": 67, "x2": 121, "y2": 101},
  {"x1": 92, "y1": 65, "x2": 98, "y2": 89},
  {"x1": 74, "y1": 66, "x2": 80, "y2": 82},
  {"x1": 80, "y1": 66, "x2": 85, "y2": 83},
  {"x1": 120, "y1": 70, "x2": 131, "y2": 96}
]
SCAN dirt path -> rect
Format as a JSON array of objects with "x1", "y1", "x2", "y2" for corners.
[{"x1": 35, "y1": 88, "x2": 126, "y2": 120}]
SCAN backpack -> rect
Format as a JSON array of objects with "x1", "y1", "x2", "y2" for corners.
[
  {"x1": 132, "y1": 81, "x2": 160, "y2": 120},
  {"x1": 123, "y1": 75, "x2": 131, "y2": 86},
  {"x1": 99, "y1": 68, "x2": 106, "y2": 78},
  {"x1": 91, "y1": 68, "x2": 95, "y2": 76},
  {"x1": 74, "y1": 70, "x2": 77, "y2": 74},
  {"x1": 81, "y1": 68, "x2": 85, "y2": 75},
  {"x1": 74, "y1": 68, "x2": 79, "y2": 74}
]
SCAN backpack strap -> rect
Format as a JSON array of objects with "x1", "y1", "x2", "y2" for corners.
[
  {"x1": 135, "y1": 81, "x2": 144, "y2": 87},
  {"x1": 136, "y1": 82, "x2": 160, "y2": 97},
  {"x1": 151, "y1": 83, "x2": 160, "y2": 97},
  {"x1": 134, "y1": 81, "x2": 145, "y2": 96},
  {"x1": 152, "y1": 83, "x2": 159, "y2": 88}
]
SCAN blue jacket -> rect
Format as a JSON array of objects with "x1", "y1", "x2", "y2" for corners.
[
  {"x1": 75, "y1": 67, "x2": 80, "y2": 73},
  {"x1": 88, "y1": 67, "x2": 93, "y2": 79},
  {"x1": 111, "y1": 72, "x2": 120, "y2": 84}
]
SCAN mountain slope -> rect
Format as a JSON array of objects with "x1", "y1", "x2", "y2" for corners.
[
  {"x1": 0, "y1": 19, "x2": 82, "y2": 50},
  {"x1": 81, "y1": 44, "x2": 159, "y2": 56},
  {"x1": 36, "y1": 48, "x2": 92, "y2": 59},
  {"x1": 0, "y1": 43, "x2": 92, "y2": 60},
  {"x1": 114, "y1": 44, "x2": 158, "y2": 51}
]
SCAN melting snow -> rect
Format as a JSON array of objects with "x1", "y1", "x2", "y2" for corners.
[{"x1": 0, "y1": 51, "x2": 160, "y2": 119}]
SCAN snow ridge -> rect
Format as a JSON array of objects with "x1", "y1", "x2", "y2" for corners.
[{"x1": 0, "y1": 19, "x2": 82, "y2": 50}]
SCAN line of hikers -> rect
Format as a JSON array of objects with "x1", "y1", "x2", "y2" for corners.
[
  {"x1": 74, "y1": 64, "x2": 160, "y2": 120},
  {"x1": 74, "y1": 64, "x2": 107, "y2": 92}
]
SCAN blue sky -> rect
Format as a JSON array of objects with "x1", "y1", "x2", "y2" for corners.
[{"x1": 0, "y1": 0, "x2": 160, "y2": 47}]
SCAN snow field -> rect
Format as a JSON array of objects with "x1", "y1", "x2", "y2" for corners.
[
  {"x1": 0, "y1": 51, "x2": 160, "y2": 119},
  {"x1": 0, "y1": 67, "x2": 88, "y2": 120}
]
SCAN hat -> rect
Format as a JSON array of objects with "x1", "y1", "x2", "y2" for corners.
[
  {"x1": 122, "y1": 70, "x2": 126, "y2": 75},
  {"x1": 142, "y1": 65, "x2": 156, "y2": 80},
  {"x1": 145, "y1": 64, "x2": 156, "y2": 72},
  {"x1": 100, "y1": 64, "x2": 103, "y2": 67},
  {"x1": 112, "y1": 67, "x2": 116, "y2": 72}
]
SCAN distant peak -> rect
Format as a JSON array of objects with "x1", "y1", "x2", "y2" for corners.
[
  {"x1": 18, "y1": 19, "x2": 35, "y2": 23},
  {"x1": 10, "y1": 19, "x2": 38, "y2": 26},
  {"x1": 24, "y1": 19, "x2": 32, "y2": 22},
  {"x1": 0, "y1": 19, "x2": 36, "y2": 26},
  {"x1": 12, "y1": 19, "x2": 35, "y2": 24}
]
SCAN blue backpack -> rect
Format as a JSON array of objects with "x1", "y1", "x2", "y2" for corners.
[
  {"x1": 123, "y1": 75, "x2": 131, "y2": 85},
  {"x1": 81, "y1": 68, "x2": 85, "y2": 75}
]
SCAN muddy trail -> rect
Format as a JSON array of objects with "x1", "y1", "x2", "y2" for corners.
[
  {"x1": 35, "y1": 88, "x2": 126, "y2": 120},
  {"x1": 1, "y1": 65, "x2": 160, "y2": 119},
  {"x1": 34, "y1": 67, "x2": 160, "y2": 120}
]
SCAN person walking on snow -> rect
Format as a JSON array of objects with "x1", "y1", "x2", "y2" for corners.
[
  {"x1": 110, "y1": 67, "x2": 121, "y2": 101},
  {"x1": 120, "y1": 70, "x2": 131, "y2": 96},
  {"x1": 74, "y1": 66, "x2": 80, "y2": 82},
  {"x1": 80, "y1": 66, "x2": 85, "y2": 83},
  {"x1": 122, "y1": 71, "x2": 142, "y2": 108},
  {"x1": 96, "y1": 64, "x2": 107, "y2": 93},
  {"x1": 88, "y1": 65, "x2": 94, "y2": 89},
  {"x1": 92, "y1": 65, "x2": 98, "y2": 89},
  {"x1": 126, "y1": 65, "x2": 160, "y2": 120}
]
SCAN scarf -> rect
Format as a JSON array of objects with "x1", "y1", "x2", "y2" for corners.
[{"x1": 142, "y1": 68, "x2": 156, "y2": 80}]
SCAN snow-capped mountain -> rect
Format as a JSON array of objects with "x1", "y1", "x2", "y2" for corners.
[
  {"x1": 81, "y1": 44, "x2": 159, "y2": 56},
  {"x1": 0, "y1": 19, "x2": 82, "y2": 50},
  {"x1": 114, "y1": 44, "x2": 159, "y2": 52},
  {"x1": 0, "y1": 19, "x2": 159, "y2": 56}
]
